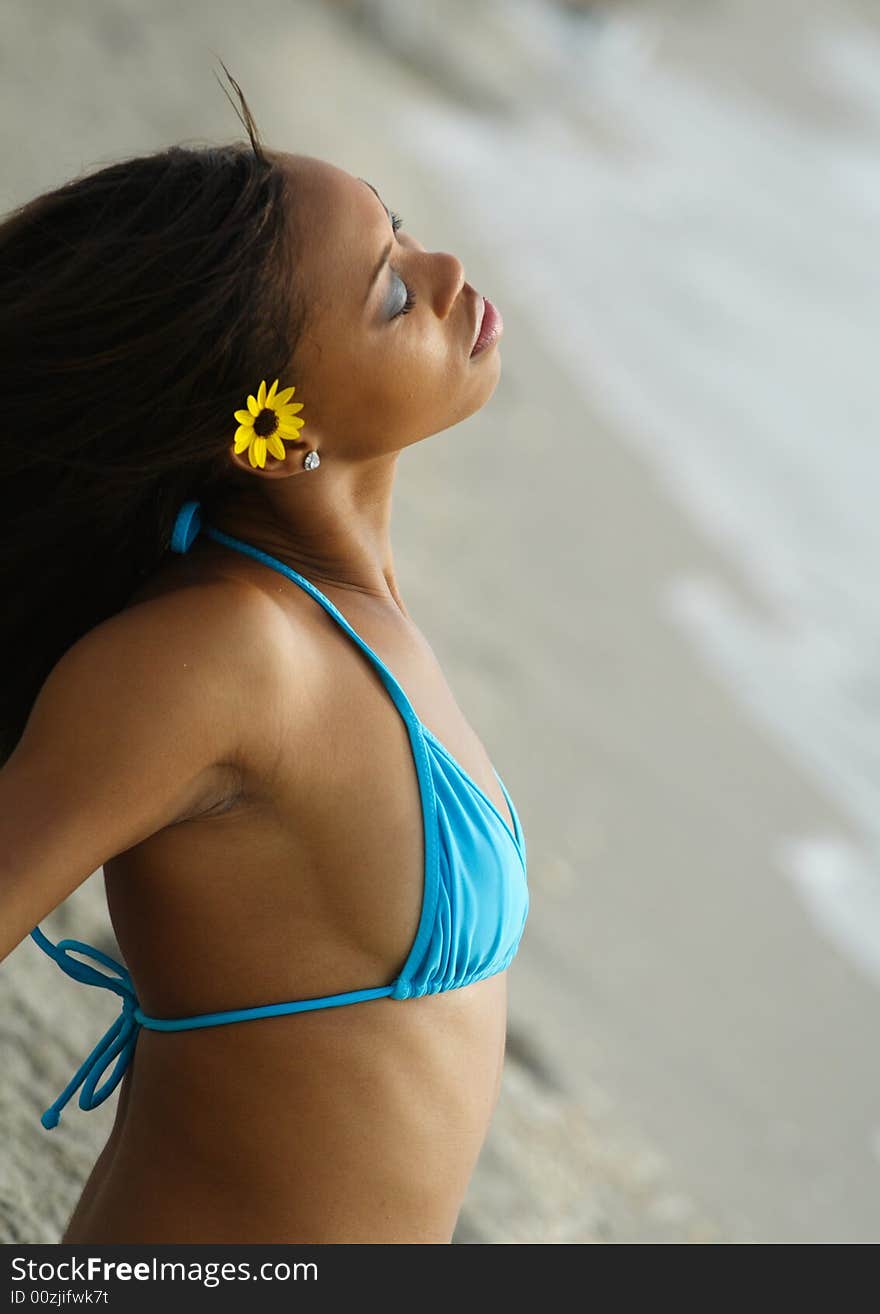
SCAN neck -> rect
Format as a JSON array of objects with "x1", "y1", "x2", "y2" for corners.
[{"x1": 205, "y1": 453, "x2": 409, "y2": 616}]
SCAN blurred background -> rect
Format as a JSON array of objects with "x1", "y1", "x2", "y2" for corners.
[{"x1": 1, "y1": 0, "x2": 878, "y2": 1243}]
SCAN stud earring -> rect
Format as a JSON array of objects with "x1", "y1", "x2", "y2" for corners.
[{"x1": 303, "y1": 450, "x2": 320, "y2": 470}]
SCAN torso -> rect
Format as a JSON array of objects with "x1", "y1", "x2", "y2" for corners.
[{"x1": 62, "y1": 535, "x2": 512, "y2": 1243}]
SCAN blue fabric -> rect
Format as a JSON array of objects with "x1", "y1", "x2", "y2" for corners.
[{"x1": 29, "y1": 500, "x2": 529, "y2": 1128}]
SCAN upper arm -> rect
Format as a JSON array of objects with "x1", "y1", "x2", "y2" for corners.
[{"x1": 0, "y1": 580, "x2": 279, "y2": 961}]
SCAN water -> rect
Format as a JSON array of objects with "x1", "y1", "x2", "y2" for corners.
[{"x1": 389, "y1": 0, "x2": 880, "y2": 985}]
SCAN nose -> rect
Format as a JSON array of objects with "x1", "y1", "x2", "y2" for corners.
[
  {"x1": 401, "y1": 233, "x2": 466, "y2": 319},
  {"x1": 431, "y1": 251, "x2": 466, "y2": 319}
]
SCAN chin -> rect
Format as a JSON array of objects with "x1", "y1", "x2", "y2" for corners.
[{"x1": 469, "y1": 347, "x2": 502, "y2": 407}]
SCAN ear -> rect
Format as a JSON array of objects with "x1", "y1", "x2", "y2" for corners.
[{"x1": 227, "y1": 437, "x2": 316, "y2": 479}]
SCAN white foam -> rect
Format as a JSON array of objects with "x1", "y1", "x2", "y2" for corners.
[{"x1": 777, "y1": 835, "x2": 880, "y2": 987}]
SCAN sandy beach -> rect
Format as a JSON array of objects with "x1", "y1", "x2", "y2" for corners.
[{"x1": 2, "y1": 0, "x2": 878, "y2": 1244}]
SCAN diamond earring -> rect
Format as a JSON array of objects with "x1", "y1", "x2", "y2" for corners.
[{"x1": 303, "y1": 450, "x2": 320, "y2": 470}]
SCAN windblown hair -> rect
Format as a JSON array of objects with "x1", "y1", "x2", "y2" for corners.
[{"x1": 0, "y1": 78, "x2": 307, "y2": 762}]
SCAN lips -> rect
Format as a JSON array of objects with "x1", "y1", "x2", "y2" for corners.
[
  {"x1": 469, "y1": 295, "x2": 503, "y2": 357},
  {"x1": 468, "y1": 290, "x2": 485, "y2": 354}
]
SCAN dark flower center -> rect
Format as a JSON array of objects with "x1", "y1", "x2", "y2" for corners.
[{"x1": 253, "y1": 408, "x2": 279, "y2": 437}]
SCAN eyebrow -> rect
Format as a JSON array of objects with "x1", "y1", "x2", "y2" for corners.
[{"x1": 358, "y1": 178, "x2": 394, "y2": 303}]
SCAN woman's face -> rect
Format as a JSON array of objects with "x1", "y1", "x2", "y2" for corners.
[{"x1": 275, "y1": 152, "x2": 502, "y2": 464}]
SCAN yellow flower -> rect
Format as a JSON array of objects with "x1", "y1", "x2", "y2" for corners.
[{"x1": 233, "y1": 378, "x2": 305, "y2": 469}]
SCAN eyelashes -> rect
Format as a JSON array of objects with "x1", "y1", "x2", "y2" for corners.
[
  {"x1": 388, "y1": 212, "x2": 416, "y2": 318},
  {"x1": 394, "y1": 280, "x2": 417, "y2": 317}
]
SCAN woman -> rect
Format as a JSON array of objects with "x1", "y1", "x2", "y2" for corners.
[{"x1": 0, "y1": 89, "x2": 528, "y2": 1243}]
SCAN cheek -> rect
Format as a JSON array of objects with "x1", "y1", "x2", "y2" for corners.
[
  {"x1": 308, "y1": 326, "x2": 466, "y2": 442},
  {"x1": 346, "y1": 338, "x2": 433, "y2": 411},
  {"x1": 310, "y1": 350, "x2": 409, "y2": 440}
]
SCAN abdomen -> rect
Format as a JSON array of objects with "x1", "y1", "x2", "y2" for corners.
[{"x1": 63, "y1": 975, "x2": 508, "y2": 1243}]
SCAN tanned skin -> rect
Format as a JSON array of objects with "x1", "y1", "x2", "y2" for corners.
[{"x1": 2, "y1": 152, "x2": 511, "y2": 1242}]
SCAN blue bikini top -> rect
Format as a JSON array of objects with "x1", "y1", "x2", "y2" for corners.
[{"x1": 29, "y1": 501, "x2": 529, "y2": 1128}]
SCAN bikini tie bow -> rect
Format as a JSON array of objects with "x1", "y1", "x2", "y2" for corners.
[{"x1": 29, "y1": 927, "x2": 141, "y2": 1129}]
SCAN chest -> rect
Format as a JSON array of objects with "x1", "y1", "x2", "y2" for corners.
[
  {"x1": 255, "y1": 588, "x2": 519, "y2": 872},
  {"x1": 103, "y1": 577, "x2": 525, "y2": 1019},
  {"x1": 127, "y1": 557, "x2": 510, "y2": 831}
]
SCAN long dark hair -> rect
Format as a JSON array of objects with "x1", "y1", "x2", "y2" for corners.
[{"x1": 0, "y1": 80, "x2": 308, "y2": 762}]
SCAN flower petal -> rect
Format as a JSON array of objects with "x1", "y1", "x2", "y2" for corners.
[
  {"x1": 234, "y1": 428, "x2": 252, "y2": 453},
  {"x1": 248, "y1": 442, "x2": 259, "y2": 468},
  {"x1": 247, "y1": 394, "x2": 260, "y2": 416},
  {"x1": 276, "y1": 402, "x2": 304, "y2": 418},
  {"x1": 257, "y1": 380, "x2": 267, "y2": 408},
  {"x1": 266, "y1": 379, "x2": 279, "y2": 405},
  {"x1": 278, "y1": 420, "x2": 305, "y2": 437},
  {"x1": 234, "y1": 409, "x2": 253, "y2": 425},
  {"x1": 254, "y1": 437, "x2": 267, "y2": 468},
  {"x1": 273, "y1": 386, "x2": 295, "y2": 406},
  {"x1": 266, "y1": 433, "x2": 287, "y2": 461}
]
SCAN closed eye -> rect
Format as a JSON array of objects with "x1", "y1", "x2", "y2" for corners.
[
  {"x1": 392, "y1": 279, "x2": 417, "y2": 318},
  {"x1": 387, "y1": 213, "x2": 416, "y2": 318}
]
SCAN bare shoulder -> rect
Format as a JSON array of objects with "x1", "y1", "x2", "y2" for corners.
[
  {"x1": 108, "y1": 570, "x2": 317, "y2": 813},
  {"x1": 0, "y1": 570, "x2": 317, "y2": 955},
  {"x1": 114, "y1": 567, "x2": 303, "y2": 698}
]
